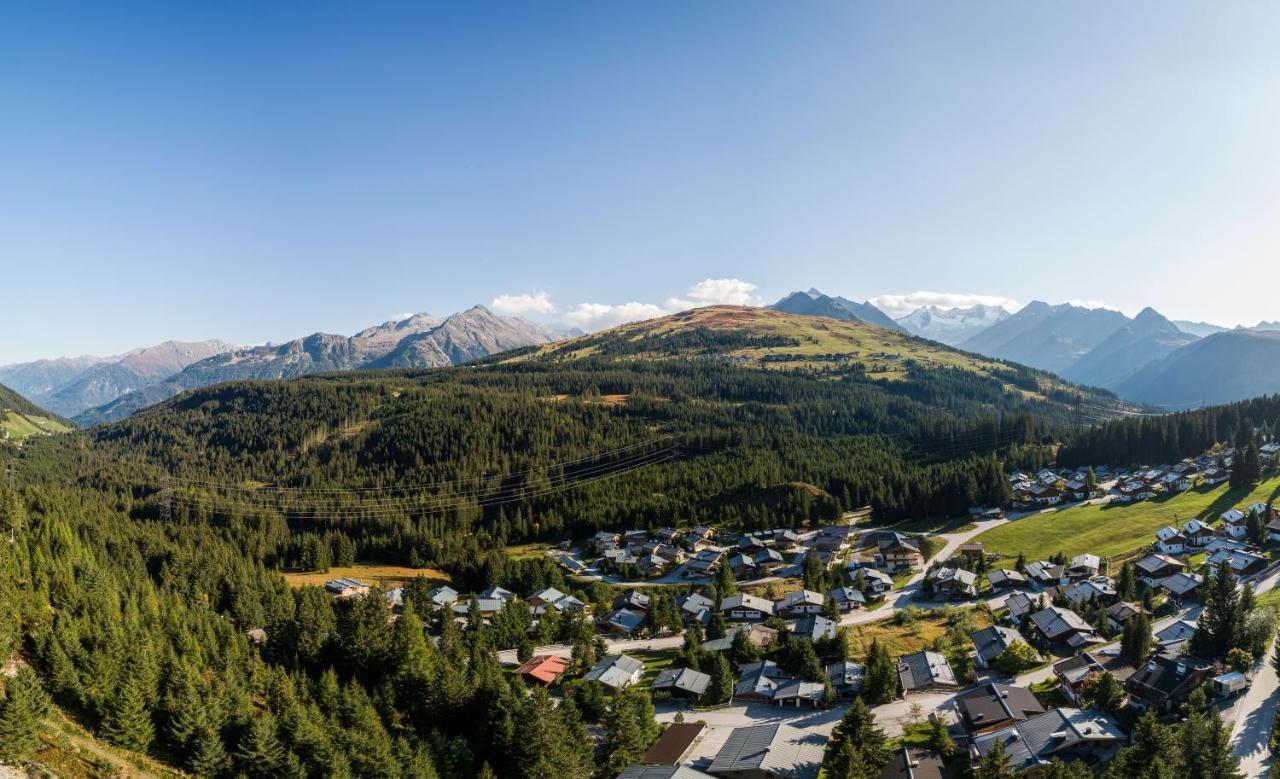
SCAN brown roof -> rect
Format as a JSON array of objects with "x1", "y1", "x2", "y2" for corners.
[
  {"x1": 641, "y1": 723, "x2": 706, "y2": 765},
  {"x1": 513, "y1": 654, "x2": 570, "y2": 686}
]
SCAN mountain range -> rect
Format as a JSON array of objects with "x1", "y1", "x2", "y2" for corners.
[
  {"x1": 72, "y1": 305, "x2": 557, "y2": 426},
  {"x1": 895, "y1": 304, "x2": 1010, "y2": 346},
  {"x1": 770, "y1": 289, "x2": 904, "y2": 331}
]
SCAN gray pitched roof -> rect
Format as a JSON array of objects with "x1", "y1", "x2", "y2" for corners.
[
  {"x1": 708, "y1": 724, "x2": 824, "y2": 779},
  {"x1": 584, "y1": 654, "x2": 644, "y2": 689},
  {"x1": 897, "y1": 651, "x2": 958, "y2": 691},
  {"x1": 617, "y1": 767, "x2": 714, "y2": 779},
  {"x1": 971, "y1": 625, "x2": 1036, "y2": 665},
  {"x1": 652, "y1": 667, "x2": 711, "y2": 696},
  {"x1": 971, "y1": 708, "x2": 1124, "y2": 773}
]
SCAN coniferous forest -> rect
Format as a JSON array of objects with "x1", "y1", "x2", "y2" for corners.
[{"x1": 0, "y1": 351, "x2": 1131, "y2": 777}]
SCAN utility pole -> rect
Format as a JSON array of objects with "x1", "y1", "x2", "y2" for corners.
[{"x1": 159, "y1": 474, "x2": 172, "y2": 523}]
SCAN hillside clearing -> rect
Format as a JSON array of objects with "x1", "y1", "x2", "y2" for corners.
[
  {"x1": 281, "y1": 563, "x2": 450, "y2": 588},
  {"x1": 843, "y1": 607, "x2": 992, "y2": 661},
  {"x1": 975, "y1": 476, "x2": 1280, "y2": 565}
]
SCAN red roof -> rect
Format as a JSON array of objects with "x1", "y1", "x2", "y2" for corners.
[{"x1": 514, "y1": 655, "x2": 570, "y2": 686}]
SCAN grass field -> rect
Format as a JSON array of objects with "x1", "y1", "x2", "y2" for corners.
[
  {"x1": 634, "y1": 648, "x2": 681, "y2": 686},
  {"x1": 2, "y1": 410, "x2": 72, "y2": 440},
  {"x1": 281, "y1": 563, "x2": 450, "y2": 588},
  {"x1": 843, "y1": 607, "x2": 992, "y2": 661},
  {"x1": 505, "y1": 542, "x2": 554, "y2": 561},
  {"x1": 975, "y1": 476, "x2": 1280, "y2": 566}
]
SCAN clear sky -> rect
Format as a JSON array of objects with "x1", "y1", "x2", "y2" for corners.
[{"x1": 3, "y1": 2, "x2": 1280, "y2": 363}]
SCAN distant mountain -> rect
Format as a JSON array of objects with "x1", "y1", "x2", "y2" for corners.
[
  {"x1": 1173, "y1": 320, "x2": 1229, "y2": 338},
  {"x1": 959, "y1": 301, "x2": 1130, "y2": 375},
  {"x1": 895, "y1": 304, "x2": 1009, "y2": 346},
  {"x1": 1253, "y1": 321, "x2": 1280, "y2": 333},
  {"x1": 770, "y1": 288, "x2": 904, "y2": 331},
  {"x1": 0, "y1": 355, "x2": 110, "y2": 402},
  {"x1": 1115, "y1": 329, "x2": 1280, "y2": 407},
  {"x1": 75, "y1": 306, "x2": 557, "y2": 425},
  {"x1": 1059, "y1": 307, "x2": 1198, "y2": 389},
  {"x1": 40, "y1": 340, "x2": 234, "y2": 417}
]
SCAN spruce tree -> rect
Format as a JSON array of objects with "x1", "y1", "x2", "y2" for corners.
[
  {"x1": 189, "y1": 724, "x2": 229, "y2": 777},
  {"x1": 861, "y1": 639, "x2": 897, "y2": 705},
  {"x1": 235, "y1": 714, "x2": 286, "y2": 778},
  {"x1": 974, "y1": 738, "x2": 1016, "y2": 779},
  {"x1": 0, "y1": 667, "x2": 48, "y2": 762},
  {"x1": 101, "y1": 669, "x2": 155, "y2": 753}
]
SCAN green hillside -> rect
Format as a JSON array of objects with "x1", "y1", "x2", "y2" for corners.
[{"x1": 0, "y1": 382, "x2": 73, "y2": 440}]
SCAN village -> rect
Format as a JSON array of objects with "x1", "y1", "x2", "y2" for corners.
[{"x1": 309, "y1": 444, "x2": 1280, "y2": 779}]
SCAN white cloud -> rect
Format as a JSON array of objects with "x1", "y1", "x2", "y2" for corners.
[
  {"x1": 1065, "y1": 299, "x2": 1115, "y2": 311},
  {"x1": 665, "y1": 278, "x2": 761, "y2": 310},
  {"x1": 491, "y1": 291, "x2": 556, "y2": 316},
  {"x1": 870, "y1": 291, "x2": 1021, "y2": 319},
  {"x1": 562, "y1": 301, "x2": 668, "y2": 331}
]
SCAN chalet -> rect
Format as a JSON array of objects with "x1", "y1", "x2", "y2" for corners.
[
  {"x1": 727, "y1": 554, "x2": 757, "y2": 578},
  {"x1": 599, "y1": 608, "x2": 645, "y2": 637},
  {"x1": 927, "y1": 567, "x2": 978, "y2": 599},
  {"x1": 636, "y1": 723, "x2": 707, "y2": 769},
  {"x1": 897, "y1": 651, "x2": 958, "y2": 694},
  {"x1": 1203, "y1": 467, "x2": 1229, "y2": 485},
  {"x1": 1155, "y1": 619, "x2": 1200, "y2": 652},
  {"x1": 653, "y1": 543, "x2": 685, "y2": 564},
  {"x1": 827, "y1": 586, "x2": 867, "y2": 612},
  {"x1": 637, "y1": 554, "x2": 669, "y2": 577},
  {"x1": 971, "y1": 625, "x2": 1039, "y2": 669},
  {"x1": 589, "y1": 531, "x2": 620, "y2": 554},
  {"x1": 1221, "y1": 509, "x2": 1250, "y2": 540},
  {"x1": 677, "y1": 593, "x2": 715, "y2": 626},
  {"x1": 1029, "y1": 606, "x2": 1100, "y2": 650},
  {"x1": 1154, "y1": 526, "x2": 1187, "y2": 556},
  {"x1": 1134, "y1": 554, "x2": 1185, "y2": 585},
  {"x1": 585, "y1": 654, "x2": 645, "y2": 691},
  {"x1": 788, "y1": 615, "x2": 837, "y2": 643},
  {"x1": 708, "y1": 724, "x2": 824, "y2": 779},
  {"x1": 1262, "y1": 442, "x2": 1280, "y2": 462},
  {"x1": 652, "y1": 667, "x2": 711, "y2": 701},
  {"x1": 479, "y1": 586, "x2": 516, "y2": 603},
  {"x1": 1004, "y1": 592, "x2": 1039, "y2": 623},
  {"x1": 428, "y1": 585, "x2": 459, "y2": 608},
  {"x1": 753, "y1": 548, "x2": 786, "y2": 573},
  {"x1": 737, "y1": 535, "x2": 766, "y2": 555},
  {"x1": 969, "y1": 708, "x2": 1125, "y2": 775},
  {"x1": 1157, "y1": 572, "x2": 1204, "y2": 601},
  {"x1": 733, "y1": 660, "x2": 792, "y2": 702},
  {"x1": 605, "y1": 549, "x2": 638, "y2": 567},
  {"x1": 987, "y1": 568, "x2": 1029, "y2": 590},
  {"x1": 720, "y1": 594, "x2": 776, "y2": 621},
  {"x1": 826, "y1": 661, "x2": 864, "y2": 698},
  {"x1": 613, "y1": 590, "x2": 651, "y2": 614},
  {"x1": 1024, "y1": 561, "x2": 1067, "y2": 589},
  {"x1": 1125, "y1": 652, "x2": 1214, "y2": 712},
  {"x1": 958, "y1": 542, "x2": 986, "y2": 559},
  {"x1": 771, "y1": 680, "x2": 826, "y2": 708},
  {"x1": 1181, "y1": 519, "x2": 1216, "y2": 548},
  {"x1": 688, "y1": 525, "x2": 715, "y2": 543},
  {"x1": 879, "y1": 748, "x2": 947, "y2": 779},
  {"x1": 514, "y1": 655, "x2": 570, "y2": 687},
  {"x1": 1247, "y1": 501, "x2": 1273, "y2": 518},
  {"x1": 1066, "y1": 554, "x2": 1101, "y2": 581},
  {"x1": 1268, "y1": 517, "x2": 1280, "y2": 543},
  {"x1": 1207, "y1": 547, "x2": 1268, "y2": 580},
  {"x1": 528, "y1": 587, "x2": 568, "y2": 611},
  {"x1": 878, "y1": 534, "x2": 925, "y2": 572},
  {"x1": 1063, "y1": 578, "x2": 1116, "y2": 606},
  {"x1": 1026, "y1": 483, "x2": 1063, "y2": 505},
  {"x1": 1053, "y1": 653, "x2": 1130, "y2": 706},
  {"x1": 815, "y1": 526, "x2": 853, "y2": 552},
  {"x1": 703, "y1": 623, "x2": 778, "y2": 653},
  {"x1": 684, "y1": 549, "x2": 723, "y2": 577},
  {"x1": 324, "y1": 578, "x2": 370, "y2": 598},
  {"x1": 777, "y1": 589, "x2": 825, "y2": 617},
  {"x1": 859, "y1": 568, "x2": 895, "y2": 597},
  {"x1": 1105, "y1": 602, "x2": 1144, "y2": 633},
  {"x1": 956, "y1": 683, "x2": 1046, "y2": 735},
  {"x1": 452, "y1": 597, "x2": 506, "y2": 619}
]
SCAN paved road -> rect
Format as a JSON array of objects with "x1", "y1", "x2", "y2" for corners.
[{"x1": 1228, "y1": 565, "x2": 1280, "y2": 778}]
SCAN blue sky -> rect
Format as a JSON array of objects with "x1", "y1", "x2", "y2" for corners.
[{"x1": 3, "y1": 2, "x2": 1280, "y2": 363}]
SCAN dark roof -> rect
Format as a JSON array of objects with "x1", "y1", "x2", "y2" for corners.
[
  {"x1": 956, "y1": 684, "x2": 1046, "y2": 731},
  {"x1": 1127, "y1": 653, "x2": 1212, "y2": 699},
  {"x1": 651, "y1": 667, "x2": 711, "y2": 696},
  {"x1": 971, "y1": 708, "x2": 1125, "y2": 773},
  {"x1": 971, "y1": 626, "x2": 1035, "y2": 665},
  {"x1": 878, "y1": 747, "x2": 948, "y2": 779},
  {"x1": 639, "y1": 723, "x2": 706, "y2": 765}
]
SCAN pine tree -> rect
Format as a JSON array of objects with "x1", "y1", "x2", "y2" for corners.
[
  {"x1": 974, "y1": 738, "x2": 1016, "y2": 779},
  {"x1": 236, "y1": 714, "x2": 286, "y2": 778},
  {"x1": 189, "y1": 724, "x2": 229, "y2": 777},
  {"x1": 101, "y1": 669, "x2": 155, "y2": 753},
  {"x1": 861, "y1": 639, "x2": 897, "y2": 705},
  {"x1": 0, "y1": 667, "x2": 49, "y2": 762},
  {"x1": 707, "y1": 652, "x2": 736, "y2": 705},
  {"x1": 828, "y1": 697, "x2": 888, "y2": 769},
  {"x1": 927, "y1": 715, "x2": 954, "y2": 758}
]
